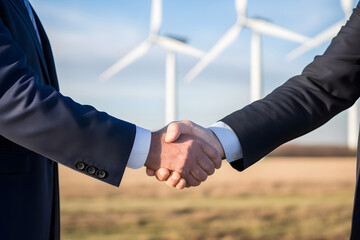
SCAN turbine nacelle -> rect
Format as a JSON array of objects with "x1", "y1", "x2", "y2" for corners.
[
  {"x1": 100, "y1": 0, "x2": 204, "y2": 82},
  {"x1": 184, "y1": 0, "x2": 309, "y2": 82},
  {"x1": 99, "y1": 0, "x2": 205, "y2": 124}
]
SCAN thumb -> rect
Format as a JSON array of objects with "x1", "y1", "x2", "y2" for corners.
[{"x1": 165, "y1": 122, "x2": 185, "y2": 143}]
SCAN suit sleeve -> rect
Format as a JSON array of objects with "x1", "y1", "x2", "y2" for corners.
[
  {"x1": 0, "y1": 19, "x2": 136, "y2": 187},
  {"x1": 222, "y1": 3, "x2": 360, "y2": 171}
]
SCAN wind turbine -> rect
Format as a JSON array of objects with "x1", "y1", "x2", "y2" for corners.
[
  {"x1": 99, "y1": 0, "x2": 204, "y2": 124},
  {"x1": 184, "y1": 0, "x2": 309, "y2": 102},
  {"x1": 287, "y1": 0, "x2": 357, "y2": 149},
  {"x1": 287, "y1": 0, "x2": 353, "y2": 60}
]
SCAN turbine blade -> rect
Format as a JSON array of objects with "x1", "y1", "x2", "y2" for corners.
[
  {"x1": 246, "y1": 18, "x2": 309, "y2": 43},
  {"x1": 184, "y1": 24, "x2": 243, "y2": 82},
  {"x1": 99, "y1": 41, "x2": 152, "y2": 82},
  {"x1": 150, "y1": 0, "x2": 162, "y2": 34},
  {"x1": 157, "y1": 36, "x2": 204, "y2": 58},
  {"x1": 235, "y1": 0, "x2": 248, "y2": 17},
  {"x1": 287, "y1": 21, "x2": 344, "y2": 60},
  {"x1": 341, "y1": 0, "x2": 353, "y2": 19}
]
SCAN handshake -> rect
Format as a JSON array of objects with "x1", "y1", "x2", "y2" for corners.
[{"x1": 144, "y1": 120, "x2": 225, "y2": 189}]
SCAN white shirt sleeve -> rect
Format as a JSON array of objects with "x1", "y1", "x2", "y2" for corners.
[
  {"x1": 208, "y1": 121, "x2": 243, "y2": 163},
  {"x1": 126, "y1": 126, "x2": 151, "y2": 169}
]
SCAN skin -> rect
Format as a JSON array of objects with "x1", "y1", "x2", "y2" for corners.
[
  {"x1": 146, "y1": 121, "x2": 225, "y2": 189},
  {"x1": 144, "y1": 123, "x2": 222, "y2": 187}
]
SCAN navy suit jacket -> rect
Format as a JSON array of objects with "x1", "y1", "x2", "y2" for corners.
[
  {"x1": 0, "y1": 1, "x2": 136, "y2": 239},
  {"x1": 222, "y1": 3, "x2": 360, "y2": 239}
]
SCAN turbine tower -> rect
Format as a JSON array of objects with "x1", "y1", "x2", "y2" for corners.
[
  {"x1": 184, "y1": 0, "x2": 309, "y2": 102},
  {"x1": 99, "y1": 0, "x2": 204, "y2": 124},
  {"x1": 287, "y1": 0, "x2": 357, "y2": 149}
]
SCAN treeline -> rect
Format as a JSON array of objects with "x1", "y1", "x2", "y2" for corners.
[{"x1": 269, "y1": 144, "x2": 357, "y2": 157}]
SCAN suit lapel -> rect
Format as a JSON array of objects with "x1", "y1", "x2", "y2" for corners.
[
  {"x1": 9, "y1": 0, "x2": 52, "y2": 86},
  {"x1": 32, "y1": 8, "x2": 60, "y2": 91}
]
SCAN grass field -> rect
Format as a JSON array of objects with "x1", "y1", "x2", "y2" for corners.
[{"x1": 59, "y1": 157, "x2": 357, "y2": 240}]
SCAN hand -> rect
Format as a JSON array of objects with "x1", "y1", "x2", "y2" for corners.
[
  {"x1": 147, "y1": 121, "x2": 225, "y2": 188},
  {"x1": 166, "y1": 121, "x2": 225, "y2": 158},
  {"x1": 144, "y1": 124, "x2": 222, "y2": 188},
  {"x1": 146, "y1": 168, "x2": 187, "y2": 189}
]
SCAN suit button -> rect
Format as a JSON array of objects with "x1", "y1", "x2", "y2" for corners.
[
  {"x1": 86, "y1": 166, "x2": 97, "y2": 175},
  {"x1": 96, "y1": 170, "x2": 107, "y2": 179},
  {"x1": 75, "y1": 162, "x2": 86, "y2": 171}
]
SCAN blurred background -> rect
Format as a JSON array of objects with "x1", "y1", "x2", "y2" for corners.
[{"x1": 31, "y1": 0, "x2": 358, "y2": 239}]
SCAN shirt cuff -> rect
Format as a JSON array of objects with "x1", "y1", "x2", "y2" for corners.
[
  {"x1": 208, "y1": 121, "x2": 243, "y2": 163},
  {"x1": 126, "y1": 126, "x2": 151, "y2": 169}
]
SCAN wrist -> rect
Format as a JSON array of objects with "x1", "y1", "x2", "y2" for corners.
[
  {"x1": 210, "y1": 131, "x2": 225, "y2": 159},
  {"x1": 145, "y1": 130, "x2": 162, "y2": 170}
]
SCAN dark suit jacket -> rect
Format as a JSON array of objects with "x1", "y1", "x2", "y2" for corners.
[
  {"x1": 222, "y1": 2, "x2": 360, "y2": 240},
  {"x1": 0, "y1": 1, "x2": 137, "y2": 239}
]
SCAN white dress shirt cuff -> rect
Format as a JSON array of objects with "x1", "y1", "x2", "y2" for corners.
[
  {"x1": 208, "y1": 121, "x2": 243, "y2": 163},
  {"x1": 126, "y1": 126, "x2": 151, "y2": 169}
]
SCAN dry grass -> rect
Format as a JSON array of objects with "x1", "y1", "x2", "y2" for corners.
[{"x1": 59, "y1": 157, "x2": 357, "y2": 240}]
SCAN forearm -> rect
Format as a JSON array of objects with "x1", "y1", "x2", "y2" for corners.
[
  {"x1": 223, "y1": 3, "x2": 360, "y2": 170},
  {"x1": 0, "y1": 19, "x2": 135, "y2": 186}
]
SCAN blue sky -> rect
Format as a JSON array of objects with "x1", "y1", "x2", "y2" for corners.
[{"x1": 31, "y1": 0, "x2": 358, "y2": 146}]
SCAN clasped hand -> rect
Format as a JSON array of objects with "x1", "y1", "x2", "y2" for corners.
[{"x1": 144, "y1": 121, "x2": 225, "y2": 189}]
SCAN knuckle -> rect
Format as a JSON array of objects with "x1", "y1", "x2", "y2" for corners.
[
  {"x1": 168, "y1": 121, "x2": 181, "y2": 132},
  {"x1": 168, "y1": 122, "x2": 175, "y2": 129},
  {"x1": 192, "y1": 168, "x2": 199, "y2": 177},
  {"x1": 193, "y1": 181, "x2": 201, "y2": 187},
  {"x1": 217, "y1": 159, "x2": 222, "y2": 169},
  {"x1": 200, "y1": 174, "x2": 207, "y2": 182},
  {"x1": 211, "y1": 148, "x2": 219, "y2": 159},
  {"x1": 217, "y1": 151, "x2": 222, "y2": 161},
  {"x1": 181, "y1": 170, "x2": 189, "y2": 179},
  {"x1": 172, "y1": 172, "x2": 181, "y2": 181},
  {"x1": 156, "y1": 175, "x2": 166, "y2": 181},
  {"x1": 192, "y1": 169, "x2": 206, "y2": 182},
  {"x1": 201, "y1": 160, "x2": 212, "y2": 173},
  {"x1": 186, "y1": 176, "x2": 195, "y2": 186},
  {"x1": 215, "y1": 158, "x2": 221, "y2": 168},
  {"x1": 166, "y1": 181, "x2": 177, "y2": 187},
  {"x1": 208, "y1": 167, "x2": 215, "y2": 175},
  {"x1": 183, "y1": 120, "x2": 192, "y2": 125}
]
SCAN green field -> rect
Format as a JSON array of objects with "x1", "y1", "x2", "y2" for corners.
[{"x1": 59, "y1": 157, "x2": 357, "y2": 240}]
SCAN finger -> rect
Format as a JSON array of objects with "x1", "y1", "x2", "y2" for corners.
[
  {"x1": 146, "y1": 168, "x2": 156, "y2": 177},
  {"x1": 166, "y1": 171, "x2": 182, "y2": 187},
  {"x1": 197, "y1": 155, "x2": 216, "y2": 176},
  {"x1": 201, "y1": 141, "x2": 222, "y2": 169},
  {"x1": 155, "y1": 168, "x2": 171, "y2": 181},
  {"x1": 165, "y1": 121, "x2": 193, "y2": 143},
  {"x1": 176, "y1": 178, "x2": 186, "y2": 190},
  {"x1": 186, "y1": 174, "x2": 201, "y2": 187},
  {"x1": 190, "y1": 166, "x2": 208, "y2": 182}
]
